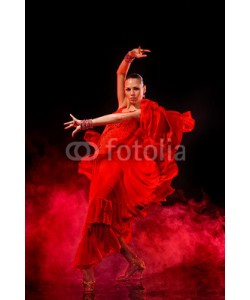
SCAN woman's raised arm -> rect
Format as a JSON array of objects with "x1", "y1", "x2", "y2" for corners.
[{"x1": 116, "y1": 47, "x2": 150, "y2": 109}]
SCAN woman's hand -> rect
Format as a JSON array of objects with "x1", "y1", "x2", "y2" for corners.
[
  {"x1": 64, "y1": 113, "x2": 82, "y2": 137},
  {"x1": 129, "y1": 46, "x2": 151, "y2": 58}
]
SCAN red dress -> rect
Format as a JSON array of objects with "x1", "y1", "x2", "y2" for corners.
[{"x1": 73, "y1": 99, "x2": 195, "y2": 269}]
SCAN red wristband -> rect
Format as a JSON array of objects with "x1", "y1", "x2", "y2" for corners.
[{"x1": 80, "y1": 119, "x2": 93, "y2": 130}]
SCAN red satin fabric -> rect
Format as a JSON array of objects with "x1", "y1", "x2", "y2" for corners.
[{"x1": 73, "y1": 99, "x2": 195, "y2": 269}]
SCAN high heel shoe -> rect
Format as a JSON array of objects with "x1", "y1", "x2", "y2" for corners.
[
  {"x1": 117, "y1": 256, "x2": 145, "y2": 281},
  {"x1": 82, "y1": 279, "x2": 95, "y2": 294}
]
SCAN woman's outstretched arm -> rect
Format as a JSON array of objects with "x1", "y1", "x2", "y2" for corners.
[
  {"x1": 116, "y1": 47, "x2": 150, "y2": 109},
  {"x1": 64, "y1": 110, "x2": 141, "y2": 137}
]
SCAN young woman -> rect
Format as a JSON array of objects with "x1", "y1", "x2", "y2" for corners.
[{"x1": 64, "y1": 47, "x2": 195, "y2": 293}]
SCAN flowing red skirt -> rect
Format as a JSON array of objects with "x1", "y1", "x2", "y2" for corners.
[{"x1": 73, "y1": 100, "x2": 195, "y2": 269}]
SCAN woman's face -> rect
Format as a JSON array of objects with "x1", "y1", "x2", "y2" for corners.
[{"x1": 124, "y1": 78, "x2": 146, "y2": 106}]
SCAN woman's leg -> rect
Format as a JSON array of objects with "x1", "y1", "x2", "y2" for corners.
[
  {"x1": 82, "y1": 267, "x2": 95, "y2": 293},
  {"x1": 83, "y1": 267, "x2": 94, "y2": 282},
  {"x1": 118, "y1": 237, "x2": 137, "y2": 262},
  {"x1": 75, "y1": 160, "x2": 123, "y2": 289},
  {"x1": 117, "y1": 237, "x2": 145, "y2": 280}
]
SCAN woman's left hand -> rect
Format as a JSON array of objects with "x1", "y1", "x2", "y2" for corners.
[
  {"x1": 129, "y1": 46, "x2": 151, "y2": 58},
  {"x1": 64, "y1": 113, "x2": 82, "y2": 137}
]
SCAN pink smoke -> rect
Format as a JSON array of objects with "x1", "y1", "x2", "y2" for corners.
[{"x1": 26, "y1": 144, "x2": 224, "y2": 285}]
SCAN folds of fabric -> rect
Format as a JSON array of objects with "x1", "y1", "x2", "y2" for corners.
[
  {"x1": 139, "y1": 100, "x2": 195, "y2": 203},
  {"x1": 74, "y1": 99, "x2": 195, "y2": 269},
  {"x1": 74, "y1": 159, "x2": 133, "y2": 268}
]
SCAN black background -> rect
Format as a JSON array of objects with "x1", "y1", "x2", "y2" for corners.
[{"x1": 26, "y1": 0, "x2": 225, "y2": 207}]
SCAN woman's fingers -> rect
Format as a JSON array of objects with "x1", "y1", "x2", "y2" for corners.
[
  {"x1": 64, "y1": 124, "x2": 73, "y2": 130},
  {"x1": 64, "y1": 120, "x2": 73, "y2": 125},
  {"x1": 137, "y1": 47, "x2": 151, "y2": 54},
  {"x1": 64, "y1": 114, "x2": 77, "y2": 128},
  {"x1": 64, "y1": 113, "x2": 80, "y2": 128},
  {"x1": 70, "y1": 113, "x2": 76, "y2": 119},
  {"x1": 131, "y1": 47, "x2": 151, "y2": 58},
  {"x1": 72, "y1": 127, "x2": 80, "y2": 137}
]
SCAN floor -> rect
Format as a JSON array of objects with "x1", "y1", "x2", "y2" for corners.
[{"x1": 26, "y1": 265, "x2": 225, "y2": 300}]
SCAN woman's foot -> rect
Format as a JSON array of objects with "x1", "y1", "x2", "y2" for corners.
[
  {"x1": 82, "y1": 279, "x2": 95, "y2": 294},
  {"x1": 116, "y1": 256, "x2": 145, "y2": 281},
  {"x1": 82, "y1": 268, "x2": 95, "y2": 294}
]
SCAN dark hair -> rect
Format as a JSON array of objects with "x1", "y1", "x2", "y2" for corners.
[{"x1": 125, "y1": 73, "x2": 144, "y2": 85}]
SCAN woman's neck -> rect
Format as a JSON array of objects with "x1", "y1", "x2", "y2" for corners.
[{"x1": 126, "y1": 101, "x2": 141, "y2": 111}]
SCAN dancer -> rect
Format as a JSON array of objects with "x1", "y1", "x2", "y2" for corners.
[{"x1": 64, "y1": 47, "x2": 195, "y2": 293}]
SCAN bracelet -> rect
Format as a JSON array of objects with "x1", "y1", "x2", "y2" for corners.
[
  {"x1": 80, "y1": 119, "x2": 93, "y2": 130},
  {"x1": 124, "y1": 53, "x2": 135, "y2": 64}
]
